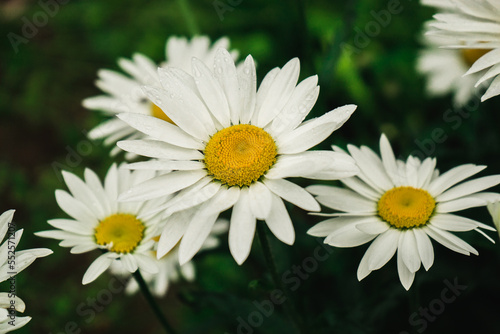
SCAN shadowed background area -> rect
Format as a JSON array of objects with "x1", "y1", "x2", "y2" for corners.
[{"x1": 2, "y1": 0, "x2": 500, "y2": 333}]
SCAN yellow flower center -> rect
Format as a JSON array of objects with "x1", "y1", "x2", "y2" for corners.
[
  {"x1": 204, "y1": 124, "x2": 277, "y2": 187},
  {"x1": 150, "y1": 103, "x2": 175, "y2": 124},
  {"x1": 94, "y1": 214, "x2": 145, "y2": 253},
  {"x1": 461, "y1": 48, "x2": 492, "y2": 67},
  {"x1": 378, "y1": 186, "x2": 435, "y2": 229}
]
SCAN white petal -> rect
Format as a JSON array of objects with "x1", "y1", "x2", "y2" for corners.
[
  {"x1": 276, "y1": 104, "x2": 356, "y2": 154},
  {"x1": 119, "y1": 170, "x2": 206, "y2": 202},
  {"x1": 142, "y1": 86, "x2": 209, "y2": 141},
  {"x1": 427, "y1": 164, "x2": 485, "y2": 197},
  {"x1": 263, "y1": 178, "x2": 320, "y2": 212},
  {"x1": 311, "y1": 186, "x2": 377, "y2": 213},
  {"x1": 397, "y1": 238, "x2": 416, "y2": 291},
  {"x1": 213, "y1": 48, "x2": 241, "y2": 124},
  {"x1": 191, "y1": 57, "x2": 231, "y2": 128},
  {"x1": 366, "y1": 229, "x2": 400, "y2": 271},
  {"x1": 82, "y1": 254, "x2": 115, "y2": 284},
  {"x1": 248, "y1": 182, "x2": 273, "y2": 220},
  {"x1": 266, "y1": 151, "x2": 358, "y2": 180},
  {"x1": 413, "y1": 228, "x2": 434, "y2": 271},
  {"x1": 229, "y1": 188, "x2": 257, "y2": 264},
  {"x1": 437, "y1": 175, "x2": 500, "y2": 202},
  {"x1": 256, "y1": 58, "x2": 300, "y2": 127},
  {"x1": 55, "y1": 190, "x2": 98, "y2": 224},
  {"x1": 179, "y1": 213, "x2": 218, "y2": 265},
  {"x1": 264, "y1": 194, "x2": 295, "y2": 244},
  {"x1": 237, "y1": 55, "x2": 257, "y2": 124},
  {"x1": 424, "y1": 225, "x2": 478, "y2": 256},
  {"x1": 157, "y1": 211, "x2": 191, "y2": 258},
  {"x1": 400, "y1": 230, "x2": 421, "y2": 273},
  {"x1": 117, "y1": 113, "x2": 204, "y2": 149},
  {"x1": 117, "y1": 139, "x2": 203, "y2": 160}
]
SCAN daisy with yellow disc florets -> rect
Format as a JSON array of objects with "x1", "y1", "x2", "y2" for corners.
[
  {"x1": 116, "y1": 49, "x2": 359, "y2": 265},
  {"x1": 36, "y1": 164, "x2": 168, "y2": 284},
  {"x1": 84, "y1": 36, "x2": 237, "y2": 158},
  {"x1": 308, "y1": 134, "x2": 500, "y2": 290}
]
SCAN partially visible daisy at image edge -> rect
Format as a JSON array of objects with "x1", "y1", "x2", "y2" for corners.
[
  {"x1": 0, "y1": 210, "x2": 52, "y2": 333},
  {"x1": 36, "y1": 164, "x2": 170, "y2": 285},
  {"x1": 307, "y1": 134, "x2": 500, "y2": 290},
  {"x1": 115, "y1": 48, "x2": 360, "y2": 266},
  {"x1": 83, "y1": 35, "x2": 237, "y2": 158},
  {"x1": 427, "y1": 0, "x2": 500, "y2": 102}
]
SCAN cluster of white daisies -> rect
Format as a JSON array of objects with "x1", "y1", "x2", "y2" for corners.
[{"x1": 8, "y1": 0, "x2": 500, "y2": 331}]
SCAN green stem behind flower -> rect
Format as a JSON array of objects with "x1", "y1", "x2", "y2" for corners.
[
  {"x1": 176, "y1": 0, "x2": 200, "y2": 36},
  {"x1": 256, "y1": 222, "x2": 308, "y2": 334},
  {"x1": 133, "y1": 271, "x2": 177, "y2": 334}
]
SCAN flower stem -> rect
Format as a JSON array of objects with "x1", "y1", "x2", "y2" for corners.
[
  {"x1": 176, "y1": 0, "x2": 200, "y2": 36},
  {"x1": 133, "y1": 271, "x2": 177, "y2": 334},
  {"x1": 256, "y1": 223, "x2": 307, "y2": 334}
]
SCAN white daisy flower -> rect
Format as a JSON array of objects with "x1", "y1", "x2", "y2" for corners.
[
  {"x1": 83, "y1": 36, "x2": 236, "y2": 158},
  {"x1": 307, "y1": 134, "x2": 500, "y2": 290},
  {"x1": 36, "y1": 164, "x2": 169, "y2": 285},
  {"x1": 417, "y1": 30, "x2": 485, "y2": 106},
  {"x1": 426, "y1": 0, "x2": 500, "y2": 102},
  {"x1": 0, "y1": 210, "x2": 52, "y2": 333},
  {"x1": 115, "y1": 49, "x2": 359, "y2": 265},
  {"x1": 111, "y1": 219, "x2": 227, "y2": 297}
]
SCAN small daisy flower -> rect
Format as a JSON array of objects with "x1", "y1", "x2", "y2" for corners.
[
  {"x1": 417, "y1": 30, "x2": 486, "y2": 106},
  {"x1": 112, "y1": 220, "x2": 227, "y2": 297},
  {"x1": 0, "y1": 210, "x2": 52, "y2": 333},
  {"x1": 426, "y1": 0, "x2": 500, "y2": 102},
  {"x1": 116, "y1": 49, "x2": 359, "y2": 265},
  {"x1": 36, "y1": 164, "x2": 169, "y2": 284},
  {"x1": 83, "y1": 36, "x2": 236, "y2": 158},
  {"x1": 307, "y1": 134, "x2": 500, "y2": 290}
]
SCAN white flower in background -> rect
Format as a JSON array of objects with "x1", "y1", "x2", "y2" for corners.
[
  {"x1": 36, "y1": 164, "x2": 169, "y2": 284},
  {"x1": 417, "y1": 30, "x2": 486, "y2": 106},
  {"x1": 0, "y1": 210, "x2": 52, "y2": 333},
  {"x1": 116, "y1": 49, "x2": 359, "y2": 265},
  {"x1": 111, "y1": 220, "x2": 227, "y2": 297},
  {"x1": 308, "y1": 134, "x2": 500, "y2": 290},
  {"x1": 83, "y1": 36, "x2": 237, "y2": 158},
  {"x1": 426, "y1": 0, "x2": 500, "y2": 102}
]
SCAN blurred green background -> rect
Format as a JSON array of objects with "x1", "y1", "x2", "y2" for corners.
[{"x1": 2, "y1": 0, "x2": 500, "y2": 333}]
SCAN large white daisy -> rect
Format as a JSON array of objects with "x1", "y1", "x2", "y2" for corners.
[
  {"x1": 83, "y1": 36, "x2": 236, "y2": 158},
  {"x1": 0, "y1": 210, "x2": 52, "y2": 333},
  {"x1": 116, "y1": 49, "x2": 359, "y2": 265},
  {"x1": 307, "y1": 134, "x2": 500, "y2": 290},
  {"x1": 426, "y1": 0, "x2": 500, "y2": 102},
  {"x1": 36, "y1": 164, "x2": 169, "y2": 284}
]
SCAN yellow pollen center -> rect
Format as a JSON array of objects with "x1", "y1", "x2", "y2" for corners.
[
  {"x1": 204, "y1": 124, "x2": 277, "y2": 187},
  {"x1": 94, "y1": 214, "x2": 145, "y2": 253},
  {"x1": 461, "y1": 48, "x2": 492, "y2": 67},
  {"x1": 377, "y1": 186, "x2": 435, "y2": 229},
  {"x1": 150, "y1": 103, "x2": 175, "y2": 124}
]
